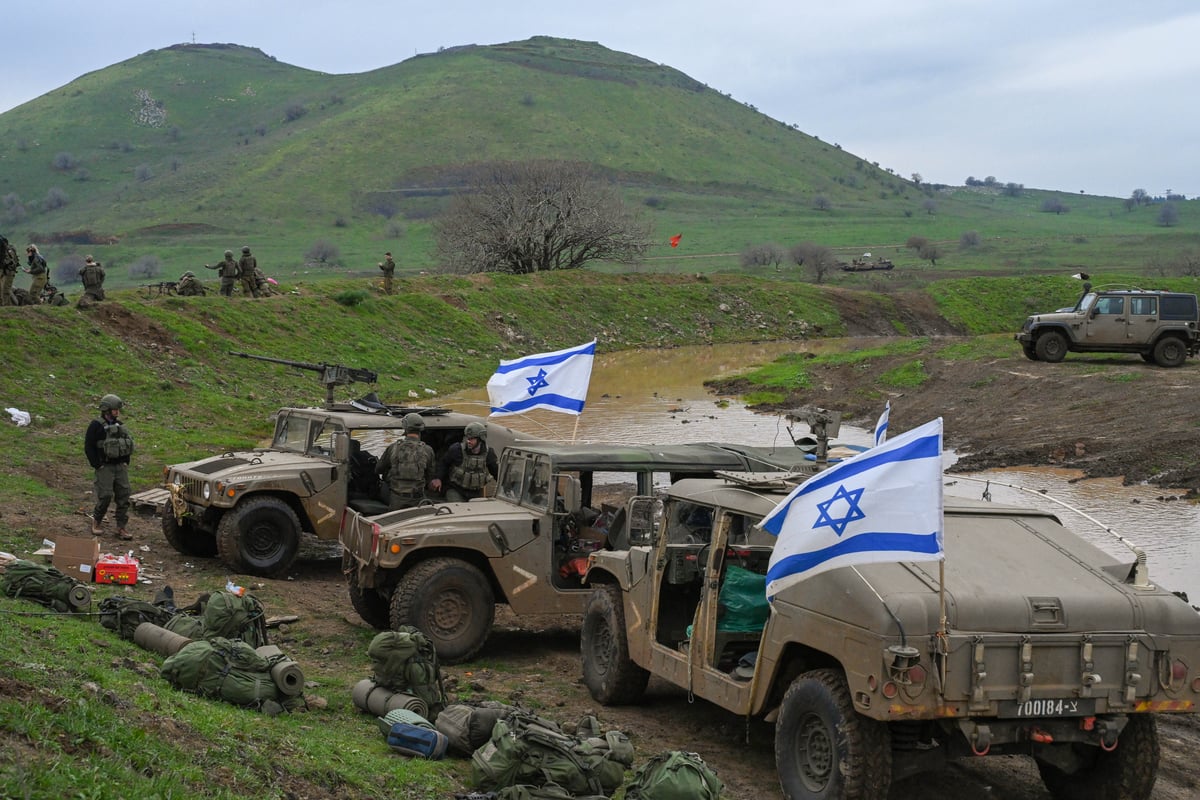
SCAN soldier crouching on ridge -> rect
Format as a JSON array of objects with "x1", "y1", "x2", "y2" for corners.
[
  {"x1": 85, "y1": 394, "x2": 135, "y2": 540},
  {"x1": 205, "y1": 250, "x2": 240, "y2": 297},
  {"x1": 176, "y1": 271, "x2": 206, "y2": 296},
  {"x1": 78, "y1": 255, "x2": 106, "y2": 302}
]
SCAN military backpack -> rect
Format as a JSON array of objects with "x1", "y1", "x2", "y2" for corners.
[
  {"x1": 625, "y1": 750, "x2": 724, "y2": 800},
  {"x1": 98, "y1": 596, "x2": 176, "y2": 640},
  {"x1": 367, "y1": 627, "x2": 447, "y2": 721}
]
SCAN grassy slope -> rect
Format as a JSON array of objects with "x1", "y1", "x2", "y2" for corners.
[{"x1": 1, "y1": 38, "x2": 1195, "y2": 283}]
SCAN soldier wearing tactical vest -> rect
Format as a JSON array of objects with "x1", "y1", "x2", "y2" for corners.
[
  {"x1": 24, "y1": 244, "x2": 48, "y2": 299},
  {"x1": 78, "y1": 255, "x2": 106, "y2": 301},
  {"x1": 84, "y1": 394, "x2": 135, "y2": 540},
  {"x1": 379, "y1": 414, "x2": 435, "y2": 510},
  {"x1": 204, "y1": 250, "x2": 240, "y2": 297},
  {"x1": 238, "y1": 245, "x2": 261, "y2": 298},
  {"x1": 378, "y1": 251, "x2": 396, "y2": 295},
  {"x1": 1, "y1": 235, "x2": 21, "y2": 306},
  {"x1": 176, "y1": 271, "x2": 205, "y2": 296},
  {"x1": 432, "y1": 421, "x2": 497, "y2": 502}
]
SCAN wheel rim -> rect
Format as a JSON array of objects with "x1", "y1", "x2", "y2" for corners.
[
  {"x1": 796, "y1": 712, "x2": 835, "y2": 792},
  {"x1": 590, "y1": 617, "x2": 615, "y2": 677},
  {"x1": 426, "y1": 588, "x2": 471, "y2": 637},
  {"x1": 245, "y1": 520, "x2": 284, "y2": 561}
]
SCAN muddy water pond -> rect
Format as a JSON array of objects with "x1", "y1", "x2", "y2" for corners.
[{"x1": 444, "y1": 341, "x2": 1200, "y2": 602}]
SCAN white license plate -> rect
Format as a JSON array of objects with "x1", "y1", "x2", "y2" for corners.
[{"x1": 997, "y1": 698, "x2": 1096, "y2": 718}]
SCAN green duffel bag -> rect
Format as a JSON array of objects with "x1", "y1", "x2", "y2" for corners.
[
  {"x1": 367, "y1": 627, "x2": 446, "y2": 720},
  {"x1": 165, "y1": 613, "x2": 206, "y2": 639},
  {"x1": 1, "y1": 559, "x2": 91, "y2": 613},
  {"x1": 98, "y1": 596, "x2": 174, "y2": 641},
  {"x1": 202, "y1": 590, "x2": 269, "y2": 647},
  {"x1": 437, "y1": 702, "x2": 514, "y2": 757},
  {"x1": 625, "y1": 751, "x2": 723, "y2": 800}
]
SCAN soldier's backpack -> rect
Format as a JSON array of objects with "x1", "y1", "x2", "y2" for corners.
[
  {"x1": 0, "y1": 559, "x2": 91, "y2": 613},
  {"x1": 161, "y1": 636, "x2": 303, "y2": 711},
  {"x1": 437, "y1": 702, "x2": 515, "y2": 757},
  {"x1": 367, "y1": 627, "x2": 447, "y2": 721},
  {"x1": 625, "y1": 751, "x2": 724, "y2": 800},
  {"x1": 202, "y1": 590, "x2": 269, "y2": 647},
  {"x1": 470, "y1": 711, "x2": 633, "y2": 797},
  {"x1": 98, "y1": 596, "x2": 175, "y2": 640}
]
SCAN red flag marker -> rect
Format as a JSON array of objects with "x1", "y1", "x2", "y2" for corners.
[{"x1": 669, "y1": 234, "x2": 682, "y2": 248}]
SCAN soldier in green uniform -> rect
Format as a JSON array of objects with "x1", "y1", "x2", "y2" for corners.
[
  {"x1": 41, "y1": 284, "x2": 69, "y2": 306},
  {"x1": 204, "y1": 250, "x2": 240, "y2": 297},
  {"x1": 0, "y1": 235, "x2": 18, "y2": 306},
  {"x1": 238, "y1": 245, "x2": 261, "y2": 298},
  {"x1": 78, "y1": 255, "x2": 106, "y2": 301},
  {"x1": 432, "y1": 421, "x2": 498, "y2": 502},
  {"x1": 84, "y1": 394, "x2": 135, "y2": 540},
  {"x1": 176, "y1": 271, "x2": 205, "y2": 296},
  {"x1": 24, "y1": 244, "x2": 48, "y2": 299},
  {"x1": 378, "y1": 251, "x2": 396, "y2": 295},
  {"x1": 378, "y1": 413, "x2": 435, "y2": 510}
]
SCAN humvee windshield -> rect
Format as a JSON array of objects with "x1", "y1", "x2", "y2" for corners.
[{"x1": 273, "y1": 414, "x2": 314, "y2": 453}]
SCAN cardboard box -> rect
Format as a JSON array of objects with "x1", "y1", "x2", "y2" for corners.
[
  {"x1": 95, "y1": 554, "x2": 139, "y2": 585},
  {"x1": 51, "y1": 535, "x2": 99, "y2": 582}
]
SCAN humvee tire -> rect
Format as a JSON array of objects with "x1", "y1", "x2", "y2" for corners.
[
  {"x1": 1153, "y1": 336, "x2": 1188, "y2": 368},
  {"x1": 1035, "y1": 330, "x2": 1068, "y2": 362},
  {"x1": 216, "y1": 496, "x2": 302, "y2": 577},
  {"x1": 581, "y1": 584, "x2": 649, "y2": 705},
  {"x1": 162, "y1": 512, "x2": 217, "y2": 557},
  {"x1": 1021, "y1": 343, "x2": 1039, "y2": 361},
  {"x1": 775, "y1": 668, "x2": 892, "y2": 800},
  {"x1": 347, "y1": 568, "x2": 390, "y2": 629},
  {"x1": 390, "y1": 557, "x2": 494, "y2": 665},
  {"x1": 1036, "y1": 714, "x2": 1159, "y2": 800}
]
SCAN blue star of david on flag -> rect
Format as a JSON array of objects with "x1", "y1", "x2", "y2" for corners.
[
  {"x1": 526, "y1": 368, "x2": 551, "y2": 396},
  {"x1": 760, "y1": 417, "x2": 944, "y2": 598},
  {"x1": 487, "y1": 340, "x2": 596, "y2": 417},
  {"x1": 813, "y1": 484, "x2": 865, "y2": 536}
]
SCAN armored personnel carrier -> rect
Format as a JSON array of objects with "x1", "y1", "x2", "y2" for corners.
[{"x1": 581, "y1": 472, "x2": 1200, "y2": 799}]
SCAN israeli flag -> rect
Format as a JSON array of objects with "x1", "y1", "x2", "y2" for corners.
[
  {"x1": 874, "y1": 400, "x2": 890, "y2": 447},
  {"x1": 761, "y1": 417, "x2": 943, "y2": 599},
  {"x1": 487, "y1": 340, "x2": 596, "y2": 416}
]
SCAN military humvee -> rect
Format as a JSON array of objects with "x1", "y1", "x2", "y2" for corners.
[
  {"x1": 581, "y1": 473, "x2": 1200, "y2": 799},
  {"x1": 1015, "y1": 283, "x2": 1200, "y2": 366},
  {"x1": 153, "y1": 403, "x2": 533, "y2": 577},
  {"x1": 339, "y1": 440, "x2": 832, "y2": 664}
]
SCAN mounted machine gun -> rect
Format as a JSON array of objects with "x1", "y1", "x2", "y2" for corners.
[{"x1": 229, "y1": 351, "x2": 379, "y2": 408}]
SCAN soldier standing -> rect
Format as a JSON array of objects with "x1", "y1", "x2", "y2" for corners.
[
  {"x1": 79, "y1": 256, "x2": 107, "y2": 301},
  {"x1": 378, "y1": 251, "x2": 396, "y2": 295},
  {"x1": 0, "y1": 235, "x2": 18, "y2": 306},
  {"x1": 84, "y1": 394, "x2": 135, "y2": 540},
  {"x1": 204, "y1": 250, "x2": 240, "y2": 297},
  {"x1": 24, "y1": 244, "x2": 48, "y2": 299},
  {"x1": 379, "y1": 414, "x2": 435, "y2": 510},
  {"x1": 238, "y1": 245, "x2": 260, "y2": 298},
  {"x1": 432, "y1": 421, "x2": 497, "y2": 502}
]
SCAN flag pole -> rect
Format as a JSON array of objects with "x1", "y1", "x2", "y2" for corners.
[{"x1": 571, "y1": 414, "x2": 580, "y2": 443}]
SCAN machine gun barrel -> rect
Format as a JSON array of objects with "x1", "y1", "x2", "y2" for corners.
[{"x1": 228, "y1": 352, "x2": 379, "y2": 408}]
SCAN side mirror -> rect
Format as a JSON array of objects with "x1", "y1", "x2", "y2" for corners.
[
  {"x1": 332, "y1": 431, "x2": 349, "y2": 462},
  {"x1": 554, "y1": 473, "x2": 580, "y2": 514}
]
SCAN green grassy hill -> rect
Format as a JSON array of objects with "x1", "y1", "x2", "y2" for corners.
[{"x1": 1, "y1": 37, "x2": 1197, "y2": 286}]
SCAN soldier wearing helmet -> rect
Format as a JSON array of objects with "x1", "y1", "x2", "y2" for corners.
[
  {"x1": 237, "y1": 245, "x2": 260, "y2": 298},
  {"x1": 432, "y1": 420, "x2": 497, "y2": 502},
  {"x1": 84, "y1": 393, "x2": 135, "y2": 539},
  {"x1": 204, "y1": 249, "x2": 240, "y2": 297},
  {"x1": 378, "y1": 413, "x2": 436, "y2": 510},
  {"x1": 176, "y1": 270, "x2": 205, "y2": 296}
]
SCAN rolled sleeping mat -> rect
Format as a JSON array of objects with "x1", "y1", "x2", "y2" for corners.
[
  {"x1": 66, "y1": 583, "x2": 92, "y2": 612},
  {"x1": 351, "y1": 678, "x2": 429, "y2": 720},
  {"x1": 133, "y1": 622, "x2": 193, "y2": 657},
  {"x1": 255, "y1": 645, "x2": 305, "y2": 696}
]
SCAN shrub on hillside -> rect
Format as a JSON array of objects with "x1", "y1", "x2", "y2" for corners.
[
  {"x1": 305, "y1": 240, "x2": 340, "y2": 264},
  {"x1": 128, "y1": 255, "x2": 162, "y2": 279},
  {"x1": 334, "y1": 289, "x2": 368, "y2": 307},
  {"x1": 54, "y1": 254, "x2": 84, "y2": 285}
]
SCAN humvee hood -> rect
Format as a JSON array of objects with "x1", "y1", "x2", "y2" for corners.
[{"x1": 174, "y1": 450, "x2": 330, "y2": 480}]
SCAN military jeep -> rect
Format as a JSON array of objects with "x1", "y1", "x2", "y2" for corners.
[
  {"x1": 1015, "y1": 284, "x2": 1200, "y2": 366},
  {"x1": 339, "y1": 440, "x2": 827, "y2": 664},
  {"x1": 153, "y1": 403, "x2": 530, "y2": 577},
  {"x1": 581, "y1": 473, "x2": 1200, "y2": 799}
]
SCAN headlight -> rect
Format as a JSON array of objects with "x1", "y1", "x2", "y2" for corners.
[{"x1": 202, "y1": 483, "x2": 212, "y2": 500}]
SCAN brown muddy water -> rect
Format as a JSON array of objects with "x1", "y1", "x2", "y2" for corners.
[{"x1": 443, "y1": 341, "x2": 1200, "y2": 602}]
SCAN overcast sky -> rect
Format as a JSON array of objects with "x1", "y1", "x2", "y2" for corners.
[{"x1": 5, "y1": 1, "x2": 1198, "y2": 199}]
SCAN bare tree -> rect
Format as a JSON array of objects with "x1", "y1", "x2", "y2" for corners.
[
  {"x1": 434, "y1": 161, "x2": 652, "y2": 274},
  {"x1": 129, "y1": 255, "x2": 162, "y2": 279},
  {"x1": 1040, "y1": 198, "x2": 1069, "y2": 215},
  {"x1": 921, "y1": 198, "x2": 937, "y2": 215},
  {"x1": 905, "y1": 235, "x2": 929, "y2": 252},
  {"x1": 52, "y1": 152, "x2": 78, "y2": 170},
  {"x1": 789, "y1": 241, "x2": 837, "y2": 283},
  {"x1": 134, "y1": 164, "x2": 154, "y2": 182},
  {"x1": 959, "y1": 230, "x2": 982, "y2": 249},
  {"x1": 918, "y1": 243, "x2": 943, "y2": 266},
  {"x1": 812, "y1": 195, "x2": 831, "y2": 212},
  {"x1": 305, "y1": 240, "x2": 341, "y2": 264},
  {"x1": 1002, "y1": 182, "x2": 1024, "y2": 197},
  {"x1": 55, "y1": 253, "x2": 85, "y2": 285},
  {"x1": 740, "y1": 243, "x2": 785, "y2": 270},
  {"x1": 1158, "y1": 203, "x2": 1180, "y2": 227},
  {"x1": 44, "y1": 187, "x2": 69, "y2": 210},
  {"x1": 1130, "y1": 188, "x2": 1149, "y2": 206}
]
